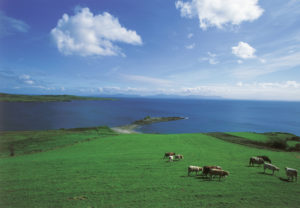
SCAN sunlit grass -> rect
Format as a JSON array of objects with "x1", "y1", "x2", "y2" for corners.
[{"x1": 0, "y1": 132, "x2": 299, "y2": 207}]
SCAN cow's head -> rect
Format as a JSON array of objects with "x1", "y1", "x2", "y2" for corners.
[{"x1": 223, "y1": 171, "x2": 229, "y2": 177}]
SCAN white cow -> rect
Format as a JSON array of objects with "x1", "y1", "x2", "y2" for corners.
[
  {"x1": 285, "y1": 167, "x2": 298, "y2": 181},
  {"x1": 188, "y1": 166, "x2": 202, "y2": 176},
  {"x1": 169, "y1": 155, "x2": 174, "y2": 162},
  {"x1": 264, "y1": 163, "x2": 279, "y2": 175}
]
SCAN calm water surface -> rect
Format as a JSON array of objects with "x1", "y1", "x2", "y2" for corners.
[{"x1": 0, "y1": 98, "x2": 299, "y2": 135}]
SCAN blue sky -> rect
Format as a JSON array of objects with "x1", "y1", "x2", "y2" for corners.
[{"x1": 1, "y1": 0, "x2": 300, "y2": 100}]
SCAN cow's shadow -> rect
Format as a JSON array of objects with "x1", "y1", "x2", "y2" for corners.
[
  {"x1": 195, "y1": 175, "x2": 225, "y2": 182},
  {"x1": 196, "y1": 177, "x2": 225, "y2": 182},
  {"x1": 257, "y1": 171, "x2": 274, "y2": 176},
  {"x1": 182, "y1": 174, "x2": 226, "y2": 182},
  {"x1": 165, "y1": 160, "x2": 181, "y2": 163},
  {"x1": 279, "y1": 177, "x2": 291, "y2": 182}
]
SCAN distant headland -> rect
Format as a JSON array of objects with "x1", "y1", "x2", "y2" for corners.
[{"x1": 0, "y1": 93, "x2": 115, "y2": 102}]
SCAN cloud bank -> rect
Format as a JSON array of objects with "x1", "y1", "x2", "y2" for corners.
[
  {"x1": 175, "y1": 0, "x2": 263, "y2": 30},
  {"x1": 51, "y1": 7, "x2": 142, "y2": 56}
]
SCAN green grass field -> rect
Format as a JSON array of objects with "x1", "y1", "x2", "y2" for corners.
[
  {"x1": 0, "y1": 126, "x2": 117, "y2": 157},
  {"x1": 0, "y1": 130, "x2": 299, "y2": 207}
]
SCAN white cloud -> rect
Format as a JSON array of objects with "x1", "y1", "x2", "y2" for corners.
[
  {"x1": 175, "y1": 1, "x2": 194, "y2": 18},
  {"x1": 236, "y1": 81, "x2": 243, "y2": 87},
  {"x1": 237, "y1": 60, "x2": 243, "y2": 64},
  {"x1": 201, "y1": 52, "x2": 219, "y2": 64},
  {"x1": 122, "y1": 74, "x2": 172, "y2": 86},
  {"x1": 232, "y1": 42, "x2": 256, "y2": 59},
  {"x1": 19, "y1": 74, "x2": 34, "y2": 85},
  {"x1": 259, "y1": 58, "x2": 266, "y2": 63},
  {"x1": 187, "y1": 33, "x2": 194, "y2": 38},
  {"x1": 51, "y1": 7, "x2": 142, "y2": 56},
  {"x1": 175, "y1": 0, "x2": 263, "y2": 30},
  {"x1": 232, "y1": 51, "x2": 300, "y2": 78},
  {"x1": 19, "y1": 74, "x2": 31, "y2": 80},
  {"x1": 97, "y1": 86, "x2": 154, "y2": 95},
  {"x1": 185, "y1": 43, "x2": 195, "y2": 49},
  {"x1": 0, "y1": 11, "x2": 29, "y2": 37},
  {"x1": 24, "y1": 80, "x2": 34, "y2": 85}
]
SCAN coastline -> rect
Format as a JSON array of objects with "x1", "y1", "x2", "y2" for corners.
[
  {"x1": 0, "y1": 92, "x2": 116, "y2": 102},
  {"x1": 111, "y1": 116, "x2": 185, "y2": 134},
  {"x1": 111, "y1": 125, "x2": 139, "y2": 134}
]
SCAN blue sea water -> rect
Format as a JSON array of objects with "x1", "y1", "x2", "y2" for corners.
[{"x1": 0, "y1": 98, "x2": 299, "y2": 135}]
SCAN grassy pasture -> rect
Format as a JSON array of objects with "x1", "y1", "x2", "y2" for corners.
[
  {"x1": 0, "y1": 127, "x2": 117, "y2": 157},
  {"x1": 0, "y1": 132, "x2": 299, "y2": 208}
]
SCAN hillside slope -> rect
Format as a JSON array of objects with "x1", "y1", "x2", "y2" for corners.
[{"x1": 0, "y1": 133, "x2": 299, "y2": 207}]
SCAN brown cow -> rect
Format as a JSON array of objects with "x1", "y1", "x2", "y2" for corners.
[
  {"x1": 175, "y1": 154, "x2": 184, "y2": 160},
  {"x1": 203, "y1": 166, "x2": 222, "y2": 176},
  {"x1": 249, "y1": 156, "x2": 264, "y2": 166},
  {"x1": 257, "y1": 155, "x2": 271, "y2": 163},
  {"x1": 209, "y1": 169, "x2": 229, "y2": 181},
  {"x1": 163, "y1": 152, "x2": 175, "y2": 159}
]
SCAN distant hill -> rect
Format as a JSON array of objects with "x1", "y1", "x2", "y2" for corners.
[{"x1": 0, "y1": 93, "x2": 115, "y2": 102}]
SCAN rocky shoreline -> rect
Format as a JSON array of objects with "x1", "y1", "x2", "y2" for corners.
[{"x1": 111, "y1": 116, "x2": 185, "y2": 134}]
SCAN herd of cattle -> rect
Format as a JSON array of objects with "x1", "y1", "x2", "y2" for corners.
[
  {"x1": 249, "y1": 156, "x2": 298, "y2": 181},
  {"x1": 163, "y1": 152, "x2": 298, "y2": 182}
]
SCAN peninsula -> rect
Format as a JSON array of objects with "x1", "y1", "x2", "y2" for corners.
[
  {"x1": 0, "y1": 93, "x2": 115, "y2": 102},
  {"x1": 112, "y1": 116, "x2": 185, "y2": 133}
]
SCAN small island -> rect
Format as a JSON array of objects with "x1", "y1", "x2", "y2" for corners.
[
  {"x1": 0, "y1": 93, "x2": 115, "y2": 102},
  {"x1": 112, "y1": 116, "x2": 185, "y2": 133}
]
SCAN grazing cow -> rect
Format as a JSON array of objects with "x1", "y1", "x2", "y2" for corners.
[
  {"x1": 208, "y1": 169, "x2": 229, "y2": 181},
  {"x1": 249, "y1": 156, "x2": 264, "y2": 166},
  {"x1": 175, "y1": 154, "x2": 184, "y2": 160},
  {"x1": 169, "y1": 155, "x2": 174, "y2": 162},
  {"x1": 163, "y1": 152, "x2": 175, "y2": 159},
  {"x1": 257, "y1": 155, "x2": 271, "y2": 163},
  {"x1": 264, "y1": 163, "x2": 279, "y2": 175},
  {"x1": 203, "y1": 166, "x2": 222, "y2": 176},
  {"x1": 285, "y1": 167, "x2": 298, "y2": 181},
  {"x1": 188, "y1": 166, "x2": 203, "y2": 176}
]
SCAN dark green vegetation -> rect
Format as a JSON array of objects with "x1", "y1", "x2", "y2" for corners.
[
  {"x1": 0, "y1": 92, "x2": 115, "y2": 102},
  {"x1": 208, "y1": 132, "x2": 300, "y2": 151},
  {"x1": 0, "y1": 129, "x2": 299, "y2": 207},
  {"x1": 133, "y1": 116, "x2": 185, "y2": 125}
]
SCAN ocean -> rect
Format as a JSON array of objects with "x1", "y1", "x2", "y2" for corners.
[{"x1": 0, "y1": 98, "x2": 299, "y2": 135}]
